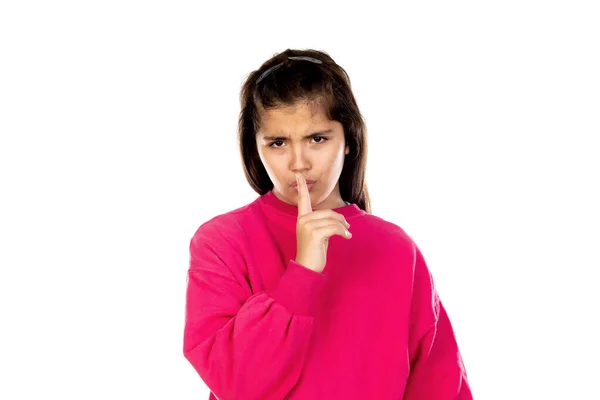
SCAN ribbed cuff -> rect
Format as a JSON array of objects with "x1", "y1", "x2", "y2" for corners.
[{"x1": 266, "y1": 260, "x2": 327, "y2": 316}]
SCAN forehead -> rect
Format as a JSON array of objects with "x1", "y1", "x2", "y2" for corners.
[{"x1": 258, "y1": 102, "x2": 332, "y2": 133}]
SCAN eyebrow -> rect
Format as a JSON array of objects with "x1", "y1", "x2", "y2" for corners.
[{"x1": 262, "y1": 129, "x2": 334, "y2": 141}]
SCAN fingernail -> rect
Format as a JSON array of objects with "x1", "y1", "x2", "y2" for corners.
[{"x1": 346, "y1": 230, "x2": 352, "y2": 237}]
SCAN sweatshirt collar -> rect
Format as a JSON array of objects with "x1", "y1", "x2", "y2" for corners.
[{"x1": 259, "y1": 190, "x2": 364, "y2": 219}]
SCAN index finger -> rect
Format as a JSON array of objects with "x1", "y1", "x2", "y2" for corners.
[{"x1": 295, "y1": 173, "x2": 312, "y2": 217}]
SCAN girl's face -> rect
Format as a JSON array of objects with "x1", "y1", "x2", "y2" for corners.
[{"x1": 255, "y1": 101, "x2": 350, "y2": 210}]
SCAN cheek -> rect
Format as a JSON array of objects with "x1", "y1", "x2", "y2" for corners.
[
  {"x1": 260, "y1": 154, "x2": 283, "y2": 181},
  {"x1": 331, "y1": 147, "x2": 346, "y2": 167},
  {"x1": 256, "y1": 147, "x2": 271, "y2": 167}
]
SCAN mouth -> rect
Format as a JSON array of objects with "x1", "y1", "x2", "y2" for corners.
[
  {"x1": 290, "y1": 181, "x2": 316, "y2": 191},
  {"x1": 290, "y1": 178, "x2": 316, "y2": 187}
]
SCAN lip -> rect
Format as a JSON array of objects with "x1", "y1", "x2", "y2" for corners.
[
  {"x1": 291, "y1": 181, "x2": 316, "y2": 191},
  {"x1": 290, "y1": 179, "x2": 316, "y2": 188},
  {"x1": 292, "y1": 183, "x2": 314, "y2": 192}
]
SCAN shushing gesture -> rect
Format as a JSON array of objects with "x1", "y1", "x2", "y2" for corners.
[{"x1": 294, "y1": 173, "x2": 352, "y2": 273}]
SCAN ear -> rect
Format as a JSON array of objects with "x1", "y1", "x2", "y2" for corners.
[{"x1": 345, "y1": 142, "x2": 350, "y2": 155}]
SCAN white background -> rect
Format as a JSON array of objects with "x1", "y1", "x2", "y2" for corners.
[{"x1": 1, "y1": 1, "x2": 598, "y2": 399}]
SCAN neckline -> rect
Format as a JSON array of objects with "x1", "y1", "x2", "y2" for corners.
[{"x1": 259, "y1": 190, "x2": 365, "y2": 219}]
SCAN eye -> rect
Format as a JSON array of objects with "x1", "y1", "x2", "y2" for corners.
[
  {"x1": 267, "y1": 136, "x2": 328, "y2": 148},
  {"x1": 268, "y1": 140, "x2": 284, "y2": 148}
]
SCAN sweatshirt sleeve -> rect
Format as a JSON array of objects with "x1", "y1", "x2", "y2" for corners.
[
  {"x1": 403, "y1": 243, "x2": 473, "y2": 400},
  {"x1": 183, "y1": 223, "x2": 327, "y2": 400}
]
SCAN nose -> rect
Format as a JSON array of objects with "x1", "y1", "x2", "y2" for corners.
[{"x1": 289, "y1": 145, "x2": 310, "y2": 171}]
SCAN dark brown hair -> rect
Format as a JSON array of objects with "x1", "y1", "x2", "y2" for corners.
[{"x1": 238, "y1": 48, "x2": 371, "y2": 214}]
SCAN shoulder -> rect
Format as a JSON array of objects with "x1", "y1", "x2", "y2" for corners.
[
  {"x1": 360, "y1": 212, "x2": 418, "y2": 254},
  {"x1": 189, "y1": 201, "x2": 256, "y2": 249},
  {"x1": 361, "y1": 212, "x2": 414, "y2": 242}
]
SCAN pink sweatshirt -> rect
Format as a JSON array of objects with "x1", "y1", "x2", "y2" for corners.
[{"x1": 183, "y1": 190, "x2": 472, "y2": 399}]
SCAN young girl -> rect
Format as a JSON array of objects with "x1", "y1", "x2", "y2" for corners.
[{"x1": 183, "y1": 49, "x2": 472, "y2": 399}]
